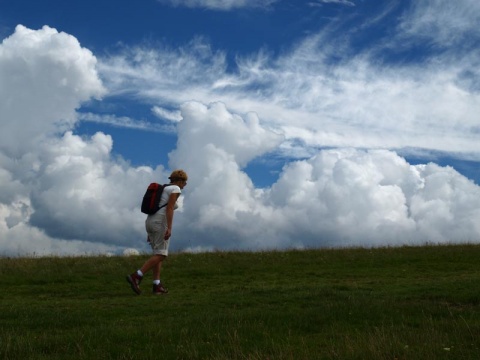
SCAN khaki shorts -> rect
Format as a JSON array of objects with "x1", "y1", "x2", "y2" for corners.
[{"x1": 145, "y1": 214, "x2": 170, "y2": 256}]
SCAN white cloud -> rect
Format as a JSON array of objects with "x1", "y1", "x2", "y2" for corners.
[
  {"x1": 398, "y1": 0, "x2": 480, "y2": 47},
  {"x1": 1, "y1": 24, "x2": 480, "y2": 257},
  {"x1": 0, "y1": 25, "x2": 105, "y2": 157},
  {"x1": 152, "y1": 106, "x2": 183, "y2": 122},
  {"x1": 98, "y1": 37, "x2": 227, "y2": 101},
  {"x1": 169, "y1": 101, "x2": 284, "y2": 168},
  {"x1": 172, "y1": 132, "x2": 480, "y2": 250},
  {"x1": 309, "y1": 0, "x2": 355, "y2": 7},
  {"x1": 28, "y1": 132, "x2": 146, "y2": 244},
  {"x1": 123, "y1": 248, "x2": 140, "y2": 256},
  {"x1": 151, "y1": 99, "x2": 480, "y2": 252},
  {"x1": 0, "y1": 127, "x2": 171, "y2": 256},
  {"x1": 98, "y1": 16, "x2": 480, "y2": 159},
  {"x1": 157, "y1": 0, "x2": 278, "y2": 10},
  {"x1": 0, "y1": 26, "x2": 166, "y2": 256},
  {"x1": 79, "y1": 112, "x2": 176, "y2": 133}
]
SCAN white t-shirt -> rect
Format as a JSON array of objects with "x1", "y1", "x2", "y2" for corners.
[{"x1": 156, "y1": 184, "x2": 181, "y2": 215}]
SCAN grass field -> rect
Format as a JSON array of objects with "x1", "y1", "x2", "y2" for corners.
[{"x1": 1, "y1": 244, "x2": 479, "y2": 359}]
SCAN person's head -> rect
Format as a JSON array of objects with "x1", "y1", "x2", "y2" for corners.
[{"x1": 168, "y1": 169, "x2": 188, "y2": 189}]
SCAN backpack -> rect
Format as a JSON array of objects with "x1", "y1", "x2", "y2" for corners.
[{"x1": 141, "y1": 183, "x2": 171, "y2": 214}]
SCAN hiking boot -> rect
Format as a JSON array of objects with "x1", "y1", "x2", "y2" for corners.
[
  {"x1": 152, "y1": 283, "x2": 169, "y2": 295},
  {"x1": 126, "y1": 272, "x2": 143, "y2": 295}
]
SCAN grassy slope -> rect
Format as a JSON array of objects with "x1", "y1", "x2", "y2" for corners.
[{"x1": 1, "y1": 245, "x2": 479, "y2": 359}]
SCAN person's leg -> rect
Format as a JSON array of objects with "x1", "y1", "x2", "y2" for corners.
[
  {"x1": 128, "y1": 215, "x2": 169, "y2": 295},
  {"x1": 152, "y1": 260, "x2": 161, "y2": 280},
  {"x1": 151, "y1": 255, "x2": 168, "y2": 295},
  {"x1": 141, "y1": 255, "x2": 165, "y2": 279},
  {"x1": 126, "y1": 255, "x2": 161, "y2": 295}
]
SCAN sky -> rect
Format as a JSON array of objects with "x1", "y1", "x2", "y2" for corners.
[{"x1": 1, "y1": 0, "x2": 480, "y2": 257}]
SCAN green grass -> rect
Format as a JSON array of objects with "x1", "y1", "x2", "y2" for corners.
[{"x1": 1, "y1": 245, "x2": 480, "y2": 359}]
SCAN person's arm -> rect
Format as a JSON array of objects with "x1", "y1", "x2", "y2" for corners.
[{"x1": 164, "y1": 192, "x2": 180, "y2": 240}]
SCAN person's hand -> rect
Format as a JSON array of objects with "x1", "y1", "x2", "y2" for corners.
[{"x1": 164, "y1": 228, "x2": 172, "y2": 240}]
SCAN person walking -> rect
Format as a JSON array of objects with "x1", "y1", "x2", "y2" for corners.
[{"x1": 126, "y1": 169, "x2": 188, "y2": 295}]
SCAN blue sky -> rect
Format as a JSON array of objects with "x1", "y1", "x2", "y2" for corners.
[{"x1": 1, "y1": 0, "x2": 480, "y2": 256}]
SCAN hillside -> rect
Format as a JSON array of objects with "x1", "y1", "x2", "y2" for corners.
[{"x1": 1, "y1": 245, "x2": 479, "y2": 359}]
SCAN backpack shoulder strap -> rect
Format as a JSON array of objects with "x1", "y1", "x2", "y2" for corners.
[{"x1": 158, "y1": 184, "x2": 174, "y2": 209}]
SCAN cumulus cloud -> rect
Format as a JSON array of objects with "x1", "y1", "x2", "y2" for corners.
[
  {"x1": 1, "y1": 24, "x2": 480, "y2": 257},
  {"x1": 28, "y1": 132, "x2": 146, "y2": 243},
  {"x1": 0, "y1": 26, "x2": 167, "y2": 256},
  {"x1": 0, "y1": 25, "x2": 105, "y2": 157},
  {"x1": 123, "y1": 248, "x2": 140, "y2": 256},
  {"x1": 170, "y1": 101, "x2": 284, "y2": 168},
  {"x1": 169, "y1": 106, "x2": 480, "y2": 252}
]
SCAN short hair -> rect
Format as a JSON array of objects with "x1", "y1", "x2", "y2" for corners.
[{"x1": 168, "y1": 169, "x2": 188, "y2": 182}]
